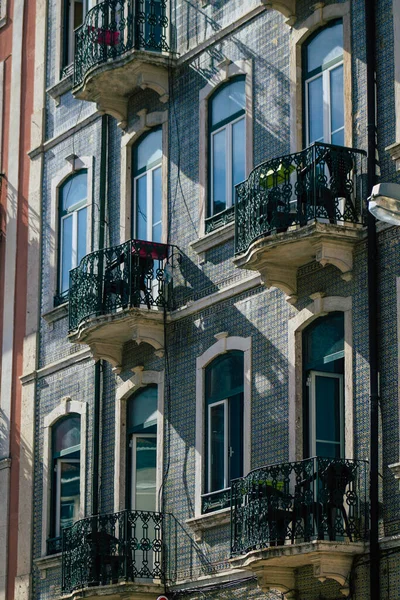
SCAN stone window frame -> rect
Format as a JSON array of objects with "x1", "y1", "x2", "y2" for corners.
[
  {"x1": 46, "y1": 156, "x2": 94, "y2": 315},
  {"x1": 289, "y1": 2, "x2": 352, "y2": 153},
  {"x1": 197, "y1": 59, "x2": 253, "y2": 241},
  {"x1": 114, "y1": 368, "x2": 164, "y2": 512},
  {"x1": 288, "y1": 295, "x2": 353, "y2": 462},
  {"x1": 41, "y1": 397, "x2": 87, "y2": 557},
  {"x1": 195, "y1": 334, "x2": 251, "y2": 518},
  {"x1": 120, "y1": 110, "x2": 169, "y2": 244}
]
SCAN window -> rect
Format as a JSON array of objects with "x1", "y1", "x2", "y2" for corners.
[
  {"x1": 62, "y1": 0, "x2": 95, "y2": 74},
  {"x1": 50, "y1": 415, "x2": 81, "y2": 545},
  {"x1": 304, "y1": 20, "x2": 344, "y2": 146},
  {"x1": 58, "y1": 171, "x2": 88, "y2": 301},
  {"x1": 132, "y1": 128, "x2": 162, "y2": 242},
  {"x1": 209, "y1": 77, "x2": 246, "y2": 217},
  {"x1": 203, "y1": 351, "x2": 244, "y2": 513},
  {"x1": 302, "y1": 312, "x2": 344, "y2": 458},
  {"x1": 127, "y1": 385, "x2": 158, "y2": 510}
]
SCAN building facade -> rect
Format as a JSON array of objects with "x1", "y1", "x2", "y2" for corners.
[{"x1": 10, "y1": 0, "x2": 400, "y2": 599}]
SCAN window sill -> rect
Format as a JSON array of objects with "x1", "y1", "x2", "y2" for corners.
[
  {"x1": 42, "y1": 302, "x2": 69, "y2": 325},
  {"x1": 190, "y1": 221, "x2": 234, "y2": 263},
  {"x1": 47, "y1": 72, "x2": 74, "y2": 105},
  {"x1": 34, "y1": 553, "x2": 62, "y2": 579},
  {"x1": 186, "y1": 507, "x2": 231, "y2": 542}
]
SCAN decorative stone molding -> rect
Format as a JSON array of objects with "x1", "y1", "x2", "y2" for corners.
[
  {"x1": 230, "y1": 541, "x2": 366, "y2": 598},
  {"x1": 42, "y1": 302, "x2": 69, "y2": 325},
  {"x1": 58, "y1": 580, "x2": 164, "y2": 600},
  {"x1": 386, "y1": 142, "x2": 400, "y2": 171},
  {"x1": 46, "y1": 74, "x2": 74, "y2": 106},
  {"x1": 262, "y1": 0, "x2": 296, "y2": 25},
  {"x1": 34, "y1": 554, "x2": 62, "y2": 580},
  {"x1": 190, "y1": 222, "x2": 234, "y2": 263},
  {"x1": 389, "y1": 462, "x2": 400, "y2": 488},
  {"x1": 186, "y1": 508, "x2": 231, "y2": 542}
]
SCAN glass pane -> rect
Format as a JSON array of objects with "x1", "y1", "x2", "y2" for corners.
[
  {"x1": 211, "y1": 79, "x2": 245, "y2": 127},
  {"x1": 53, "y1": 416, "x2": 81, "y2": 454},
  {"x1": 331, "y1": 129, "x2": 344, "y2": 146},
  {"x1": 152, "y1": 167, "x2": 162, "y2": 242},
  {"x1": 307, "y1": 22, "x2": 343, "y2": 73},
  {"x1": 136, "y1": 175, "x2": 148, "y2": 239},
  {"x1": 303, "y1": 313, "x2": 344, "y2": 370},
  {"x1": 307, "y1": 76, "x2": 324, "y2": 144},
  {"x1": 232, "y1": 117, "x2": 245, "y2": 202},
  {"x1": 61, "y1": 215, "x2": 73, "y2": 293},
  {"x1": 316, "y1": 441, "x2": 341, "y2": 458},
  {"x1": 330, "y1": 64, "x2": 344, "y2": 138},
  {"x1": 128, "y1": 386, "x2": 158, "y2": 432},
  {"x1": 206, "y1": 352, "x2": 244, "y2": 403},
  {"x1": 59, "y1": 461, "x2": 80, "y2": 531},
  {"x1": 210, "y1": 404, "x2": 225, "y2": 492},
  {"x1": 74, "y1": 0, "x2": 84, "y2": 28},
  {"x1": 77, "y1": 207, "x2": 87, "y2": 265},
  {"x1": 315, "y1": 375, "x2": 341, "y2": 443},
  {"x1": 134, "y1": 437, "x2": 157, "y2": 511},
  {"x1": 61, "y1": 172, "x2": 87, "y2": 212},
  {"x1": 136, "y1": 129, "x2": 162, "y2": 172},
  {"x1": 212, "y1": 129, "x2": 226, "y2": 215}
]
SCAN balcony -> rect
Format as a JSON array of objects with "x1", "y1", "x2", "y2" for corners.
[
  {"x1": 62, "y1": 510, "x2": 165, "y2": 598},
  {"x1": 73, "y1": 0, "x2": 174, "y2": 127},
  {"x1": 230, "y1": 457, "x2": 369, "y2": 598},
  {"x1": 68, "y1": 239, "x2": 179, "y2": 371},
  {"x1": 233, "y1": 143, "x2": 367, "y2": 302}
]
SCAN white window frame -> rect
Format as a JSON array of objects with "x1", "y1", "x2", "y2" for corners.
[
  {"x1": 305, "y1": 60, "x2": 344, "y2": 146},
  {"x1": 130, "y1": 433, "x2": 158, "y2": 511},
  {"x1": 133, "y1": 160, "x2": 162, "y2": 241},
  {"x1": 42, "y1": 398, "x2": 87, "y2": 557},
  {"x1": 55, "y1": 457, "x2": 81, "y2": 537},
  {"x1": 309, "y1": 370, "x2": 344, "y2": 457},
  {"x1": 59, "y1": 189, "x2": 89, "y2": 295},
  {"x1": 210, "y1": 113, "x2": 246, "y2": 216},
  {"x1": 207, "y1": 399, "x2": 229, "y2": 492}
]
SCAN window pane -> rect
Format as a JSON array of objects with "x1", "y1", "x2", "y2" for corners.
[
  {"x1": 211, "y1": 79, "x2": 245, "y2": 127},
  {"x1": 152, "y1": 166, "x2": 162, "y2": 243},
  {"x1": 77, "y1": 207, "x2": 87, "y2": 265},
  {"x1": 307, "y1": 76, "x2": 324, "y2": 143},
  {"x1": 134, "y1": 437, "x2": 157, "y2": 511},
  {"x1": 331, "y1": 129, "x2": 344, "y2": 146},
  {"x1": 61, "y1": 215, "x2": 73, "y2": 293},
  {"x1": 136, "y1": 175, "x2": 148, "y2": 239},
  {"x1": 74, "y1": 0, "x2": 84, "y2": 28},
  {"x1": 136, "y1": 129, "x2": 162, "y2": 172},
  {"x1": 330, "y1": 64, "x2": 344, "y2": 138},
  {"x1": 61, "y1": 172, "x2": 87, "y2": 212},
  {"x1": 303, "y1": 313, "x2": 344, "y2": 370},
  {"x1": 212, "y1": 129, "x2": 226, "y2": 215},
  {"x1": 206, "y1": 352, "x2": 244, "y2": 403},
  {"x1": 128, "y1": 386, "x2": 158, "y2": 432},
  {"x1": 53, "y1": 416, "x2": 81, "y2": 454},
  {"x1": 315, "y1": 375, "x2": 341, "y2": 443},
  {"x1": 232, "y1": 117, "x2": 245, "y2": 202},
  {"x1": 316, "y1": 441, "x2": 341, "y2": 458},
  {"x1": 59, "y1": 461, "x2": 80, "y2": 531},
  {"x1": 307, "y1": 22, "x2": 343, "y2": 73},
  {"x1": 210, "y1": 403, "x2": 225, "y2": 492}
]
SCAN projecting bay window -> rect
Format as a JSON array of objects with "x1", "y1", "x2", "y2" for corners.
[
  {"x1": 209, "y1": 77, "x2": 246, "y2": 218},
  {"x1": 203, "y1": 351, "x2": 244, "y2": 514},
  {"x1": 132, "y1": 128, "x2": 163, "y2": 243},
  {"x1": 304, "y1": 20, "x2": 344, "y2": 146}
]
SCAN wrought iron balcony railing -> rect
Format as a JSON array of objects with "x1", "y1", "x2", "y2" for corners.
[
  {"x1": 62, "y1": 510, "x2": 164, "y2": 592},
  {"x1": 231, "y1": 457, "x2": 369, "y2": 557},
  {"x1": 69, "y1": 239, "x2": 178, "y2": 332},
  {"x1": 74, "y1": 0, "x2": 170, "y2": 87},
  {"x1": 47, "y1": 536, "x2": 62, "y2": 555},
  {"x1": 235, "y1": 142, "x2": 367, "y2": 255}
]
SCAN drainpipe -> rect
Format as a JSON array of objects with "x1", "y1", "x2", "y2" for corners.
[
  {"x1": 92, "y1": 114, "x2": 109, "y2": 516},
  {"x1": 365, "y1": 0, "x2": 380, "y2": 597}
]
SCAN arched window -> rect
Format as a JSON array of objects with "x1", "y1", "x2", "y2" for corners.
[
  {"x1": 302, "y1": 312, "x2": 344, "y2": 458},
  {"x1": 127, "y1": 385, "x2": 158, "y2": 510},
  {"x1": 132, "y1": 128, "x2": 162, "y2": 242},
  {"x1": 303, "y1": 20, "x2": 344, "y2": 146},
  {"x1": 58, "y1": 170, "x2": 88, "y2": 299},
  {"x1": 203, "y1": 351, "x2": 244, "y2": 513},
  {"x1": 50, "y1": 415, "x2": 81, "y2": 543},
  {"x1": 209, "y1": 77, "x2": 246, "y2": 217}
]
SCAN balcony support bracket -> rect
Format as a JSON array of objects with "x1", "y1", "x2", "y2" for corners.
[
  {"x1": 314, "y1": 239, "x2": 354, "y2": 282},
  {"x1": 259, "y1": 264, "x2": 298, "y2": 299},
  {"x1": 253, "y1": 565, "x2": 296, "y2": 599}
]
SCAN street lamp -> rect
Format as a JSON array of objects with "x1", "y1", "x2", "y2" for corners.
[{"x1": 368, "y1": 182, "x2": 400, "y2": 225}]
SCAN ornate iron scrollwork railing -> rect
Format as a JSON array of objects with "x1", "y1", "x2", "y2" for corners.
[
  {"x1": 47, "y1": 536, "x2": 62, "y2": 555},
  {"x1": 202, "y1": 488, "x2": 231, "y2": 514},
  {"x1": 74, "y1": 0, "x2": 170, "y2": 86},
  {"x1": 235, "y1": 142, "x2": 367, "y2": 255},
  {"x1": 205, "y1": 205, "x2": 235, "y2": 235},
  {"x1": 68, "y1": 238, "x2": 178, "y2": 332},
  {"x1": 62, "y1": 510, "x2": 165, "y2": 592},
  {"x1": 231, "y1": 457, "x2": 369, "y2": 557}
]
